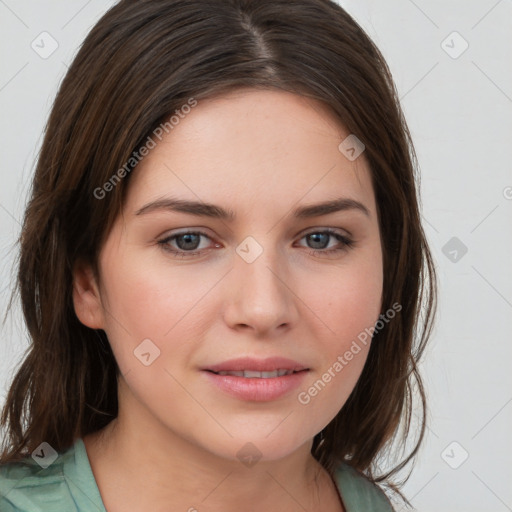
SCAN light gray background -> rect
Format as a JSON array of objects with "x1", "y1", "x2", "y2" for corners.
[{"x1": 1, "y1": 1, "x2": 511, "y2": 511}]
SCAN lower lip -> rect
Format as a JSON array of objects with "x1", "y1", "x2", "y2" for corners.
[{"x1": 202, "y1": 370, "x2": 309, "y2": 401}]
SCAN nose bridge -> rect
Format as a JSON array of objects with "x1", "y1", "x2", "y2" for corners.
[
  {"x1": 236, "y1": 233, "x2": 285, "y2": 298},
  {"x1": 226, "y1": 233, "x2": 296, "y2": 331}
]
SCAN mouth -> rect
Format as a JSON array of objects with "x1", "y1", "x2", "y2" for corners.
[
  {"x1": 203, "y1": 356, "x2": 309, "y2": 376},
  {"x1": 202, "y1": 366, "x2": 310, "y2": 401},
  {"x1": 205, "y1": 369, "x2": 308, "y2": 378}
]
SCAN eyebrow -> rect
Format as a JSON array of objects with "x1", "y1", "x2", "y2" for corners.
[{"x1": 134, "y1": 196, "x2": 370, "y2": 220}]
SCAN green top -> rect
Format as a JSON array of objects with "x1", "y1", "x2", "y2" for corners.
[{"x1": 0, "y1": 438, "x2": 394, "y2": 511}]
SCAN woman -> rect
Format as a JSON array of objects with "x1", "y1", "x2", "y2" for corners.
[{"x1": 0, "y1": 1, "x2": 436, "y2": 510}]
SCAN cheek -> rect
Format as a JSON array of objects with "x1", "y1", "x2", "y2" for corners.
[
  {"x1": 309, "y1": 275, "x2": 379, "y2": 370},
  {"x1": 307, "y1": 249, "x2": 383, "y2": 352},
  {"x1": 97, "y1": 248, "x2": 219, "y2": 371},
  {"x1": 295, "y1": 252, "x2": 382, "y2": 419},
  {"x1": 334, "y1": 272, "x2": 382, "y2": 345}
]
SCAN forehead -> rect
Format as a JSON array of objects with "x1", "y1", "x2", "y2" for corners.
[{"x1": 124, "y1": 88, "x2": 375, "y2": 216}]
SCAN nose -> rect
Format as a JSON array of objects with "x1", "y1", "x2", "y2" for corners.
[{"x1": 222, "y1": 242, "x2": 299, "y2": 336}]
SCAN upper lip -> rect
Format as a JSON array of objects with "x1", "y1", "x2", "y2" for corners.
[{"x1": 204, "y1": 357, "x2": 309, "y2": 373}]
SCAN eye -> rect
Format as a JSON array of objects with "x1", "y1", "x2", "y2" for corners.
[
  {"x1": 296, "y1": 229, "x2": 354, "y2": 257},
  {"x1": 158, "y1": 230, "x2": 217, "y2": 257},
  {"x1": 157, "y1": 228, "x2": 354, "y2": 258}
]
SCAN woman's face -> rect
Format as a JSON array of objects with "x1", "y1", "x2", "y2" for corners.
[{"x1": 75, "y1": 88, "x2": 383, "y2": 462}]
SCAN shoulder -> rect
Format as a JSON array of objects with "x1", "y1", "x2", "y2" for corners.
[
  {"x1": 0, "y1": 438, "x2": 105, "y2": 512},
  {"x1": 334, "y1": 463, "x2": 395, "y2": 512}
]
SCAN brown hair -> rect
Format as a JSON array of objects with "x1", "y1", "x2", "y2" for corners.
[{"x1": 1, "y1": 0, "x2": 436, "y2": 505}]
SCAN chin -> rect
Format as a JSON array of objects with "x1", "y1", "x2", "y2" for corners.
[{"x1": 202, "y1": 428, "x2": 314, "y2": 465}]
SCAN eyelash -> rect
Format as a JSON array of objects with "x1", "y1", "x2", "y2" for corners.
[{"x1": 157, "y1": 229, "x2": 354, "y2": 259}]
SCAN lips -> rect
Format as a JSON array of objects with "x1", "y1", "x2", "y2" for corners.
[
  {"x1": 203, "y1": 370, "x2": 308, "y2": 402},
  {"x1": 204, "y1": 356, "x2": 309, "y2": 375},
  {"x1": 202, "y1": 357, "x2": 310, "y2": 401},
  {"x1": 213, "y1": 369, "x2": 296, "y2": 378}
]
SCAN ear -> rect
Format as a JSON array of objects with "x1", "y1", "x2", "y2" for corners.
[{"x1": 72, "y1": 260, "x2": 105, "y2": 329}]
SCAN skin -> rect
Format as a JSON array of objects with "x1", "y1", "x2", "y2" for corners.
[{"x1": 74, "y1": 88, "x2": 383, "y2": 512}]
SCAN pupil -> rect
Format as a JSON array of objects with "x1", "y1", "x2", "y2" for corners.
[
  {"x1": 308, "y1": 233, "x2": 328, "y2": 249},
  {"x1": 177, "y1": 233, "x2": 200, "y2": 250}
]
